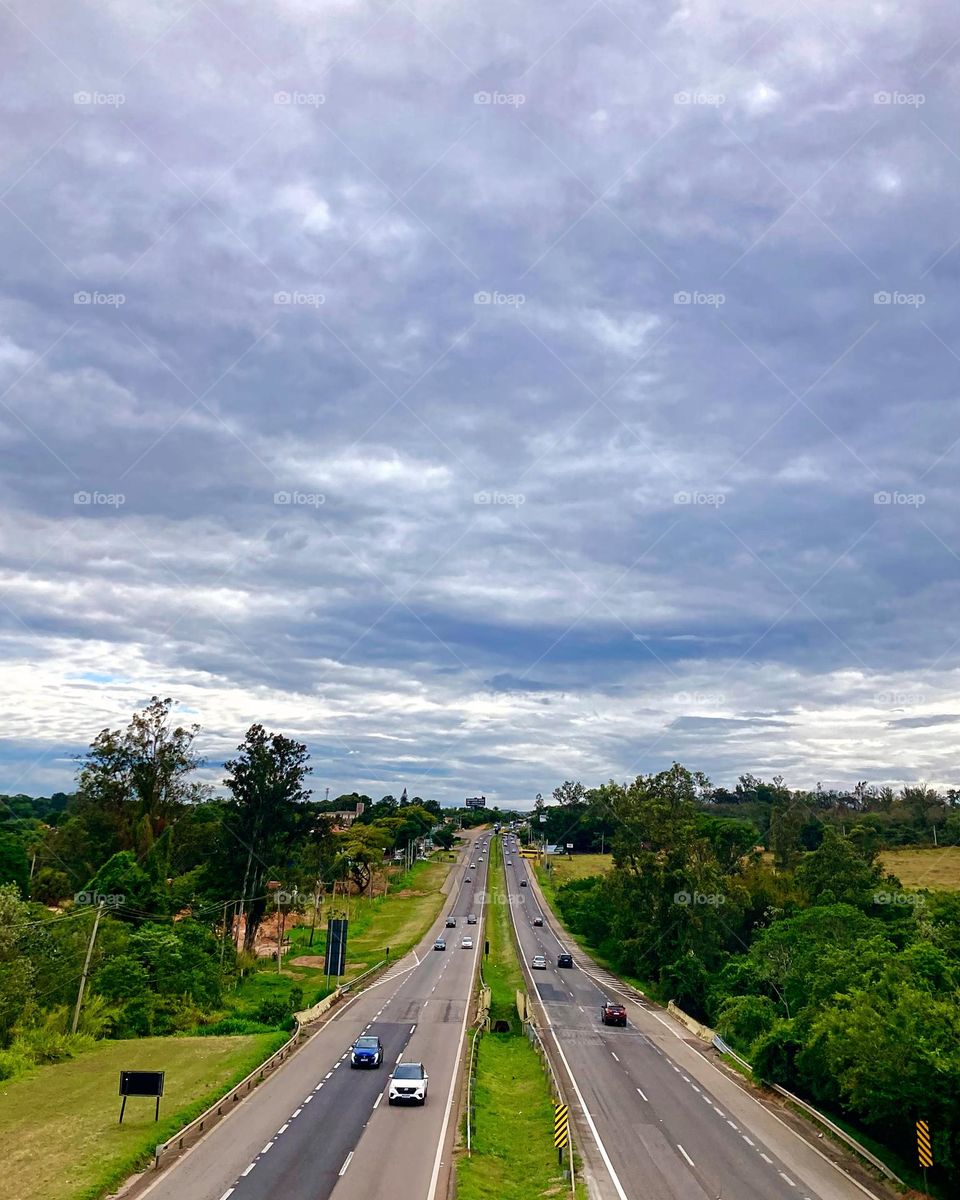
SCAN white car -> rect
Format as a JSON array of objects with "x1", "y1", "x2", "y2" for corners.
[
  {"x1": 532, "y1": 954, "x2": 547, "y2": 969},
  {"x1": 388, "y1": 1061, "x2": 428, "y2": 1105},
  {"x1": 461, "y1": 935, "x2": 473, "y2": 949}
]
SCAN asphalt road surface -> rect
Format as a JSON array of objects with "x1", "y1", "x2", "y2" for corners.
[
  {"x1": 137, "y1": 831, "x2": 488, "y2": 1200},
  {"x1": 502, "y1": 837, "x2": 893, "y2": 1200}
]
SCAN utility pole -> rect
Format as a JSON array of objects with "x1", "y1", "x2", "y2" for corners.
[
  {"x1": 72, "y1": 900, "x2": 105, "y2": 1034},
  {"x1": 276, "y1": 893, "x2": 287, "y2": 975},
  {"x1": 309, "y1": 879, "x2": 322, "y2": 946},
  {"x1": 220, "y1": 901, "x2": 229, "y2": 970}
]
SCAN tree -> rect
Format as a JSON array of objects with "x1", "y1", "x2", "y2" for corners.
[
  {"x1": 552, "y1": 780, "x2": 586, "y2": 806},
  {"x1": 336, "y1": 825, "x2": 390, "y2": 893},
  {"x1": 794, "y1": 828, "x2": 886, "y2": 908},
  {"x1": 73, "y1": 697, "x2": 202, "y2": 858},
  {"x1": 0, "y1": 884, "x2": 34, "y2": 1045},
  {"x1": 223, "y1": 725, "x2": 312, "y2": 951}
]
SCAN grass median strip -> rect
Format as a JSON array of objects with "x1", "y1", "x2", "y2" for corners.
[{"x1": 457, "y1": 837, "x2": 587, "y2": 1200}]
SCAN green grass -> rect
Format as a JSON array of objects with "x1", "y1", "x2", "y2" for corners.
[
  {"x1": 228, "y1": 856, "x2": 454, "y2": 1014},
  {"x1": 457, "y1": 1035, "x2": 586, "y2": 1200},
  {"x1": 458, "y1": 837, "x2": 587, "y2": 1200},
  {"x1": 483, "y1": 838, "x2": 524, "y2": 1029},
  {"x1": 541, "y1": 852, "x2": 612, "y2": 886},
  {"x1": 0, "y1": 1033, "x2": 285, "y2": 1200}
]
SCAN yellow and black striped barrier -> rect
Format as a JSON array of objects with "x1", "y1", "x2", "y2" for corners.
[
  {"x1": 917, "y1": 1120, "x2": 933, "y2": 1168},
  {"x1": 554, "y1": 1102, "x2": 570, "y2": 1149}
]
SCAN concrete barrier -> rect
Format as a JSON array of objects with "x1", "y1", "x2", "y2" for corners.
[{"x1": 666, "y1": 1000, "x2": 715, "y2": 1041}]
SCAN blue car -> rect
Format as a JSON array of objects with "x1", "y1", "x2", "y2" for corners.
[{"x1": 350, "y1": 1035, "x2": 384, "y2": 1068}]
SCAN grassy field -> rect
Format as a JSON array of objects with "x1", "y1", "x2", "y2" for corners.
[
  {"x1": 879, "y1": 846, "x2": 960, "y2": 891},
  {"x1": 228, "y1": 855, "x2": 455, "y2": 1016},
  {"x1": 541, "y1": 852, "x2": 612, "y2": 886},
  {"x1": 457, "y1": 837, "x2": 587, "y2": 1200},
  {"x1": 0, "y1": 1033, "x2": 285, "y2": 1200}
]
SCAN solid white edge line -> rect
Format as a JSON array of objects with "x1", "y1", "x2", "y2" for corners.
[
  {"x1": 426, "y1": 861, "x2": 486, "y2": 1200},
  {"x1": 135, "y1": 848, "x2": 475, "y2": 1200},
  {"x1": 677, "y1": 1143, "x2": 695, "y2": 1167}
]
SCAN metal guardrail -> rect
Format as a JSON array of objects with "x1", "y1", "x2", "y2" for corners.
[
  {"x1": 153, "y1": 957, "x2": 389, "y2": 1168},
  {"x1": 154, "y1": 1021, "x2": 304, "y2": 1166},
  {"x1": 711, "y1": 1036, "x2": 905, "y2": 1186}
]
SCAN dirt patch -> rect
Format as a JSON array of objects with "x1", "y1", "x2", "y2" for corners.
[{"x1": 289, "y1": 955, "x2": 326, "y2": 968}]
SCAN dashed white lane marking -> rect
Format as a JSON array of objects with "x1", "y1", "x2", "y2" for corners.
[
  {"x1": 303, "y1": 1095, "x2": 313, "y2": 1103},
  {"x1": 260, "y1": 1141, "x2": 273, "y2": 1154},
  {"x1": 277, "y1": 1122, "x2": 289, "y2": 1134},
  {"x1": 727, "y1": 1119, "x2": 738, "y2": 1130},
  {"x1": 396, "y1": 1053, "x2": 403, "y2": 1063},
  {"x1": 690, "y1": 1084, "x2": 701, "y2": 1092},
  {"x1": 411, "y1": 1024, "x2": 417, "y2": 1032},
  {"x1": 339, "y1": 1151, "x2": 354, "y2": 1176},
  {"x1": 760, "y1": 1152, "x2": 773, "y2": 1164},
  {"x1": 219, "y1": 1190, "x2": 235, "y2": 1200},
  {"x1": 636, "y1": 1087, "x2": 648, "y2": 1101},
  {"x1": 742, "y1": 1135, "x2": 754, "y2": 1146},
  {"x1": 241, "y1": 1163, "x2": 255, "y2": 1176},
  {"x1": 610, "y1": 1051, "x2": 620, "y2": 1062},
  {"x1": 578, "y1": 1005, "x2": 584, "y2": 1012},
  {"x1": 780, "y1": 1172, "x2": 796, "y2": 1187},
  {"x1": 713, "y1": 1106, "x2": 725, "y2": 1116},
  {"x1": 682, "y1": 1075, "x2": 690, "y2": 1082},
  {"x1": 374, "y1": 1091, "x2": 384, "y2": 1108},
  {"x1": 677, "y1": 1144, "x2": 695, "y2": 1168},
  {"x1": 324, "y1": 1072, "x2": 332, "y2": 1080},
  {"x1": 333, "y1": 1062, "x2": 341, "y2": 1069}
]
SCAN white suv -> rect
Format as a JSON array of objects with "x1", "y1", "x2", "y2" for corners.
[{"x1": 388, "y1": 1061, "x2": 428, "y2": 1105}]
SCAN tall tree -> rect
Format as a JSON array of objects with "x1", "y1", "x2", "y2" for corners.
[{"x1": 223, "y1": 725, "x2": 312, "y2": 951}]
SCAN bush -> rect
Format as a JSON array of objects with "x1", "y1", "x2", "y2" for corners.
[
  {"x1": 0, "y1": 1045, "x2": 33, "y2": 1081},
  {"x1": 716, "y1": 994, "x2": 778, "y2": 1051},
  {"x1": 255, "y1": 996, "x2": 291, "y2": 1027}
]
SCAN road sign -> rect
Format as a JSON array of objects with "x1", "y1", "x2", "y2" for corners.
[
  {"x1": 118, "y1": 1070, "x2": 164, "y2": 1123},
  {"x1": 553, "y1": 1102, "x2": 570, "y2": 1149},
  {"x1": 324, "y1": 918, "x2": 348, "y2": 979},
  {"x1": 917, "y1": 1120, "x2": 933, "y2": 1168}
]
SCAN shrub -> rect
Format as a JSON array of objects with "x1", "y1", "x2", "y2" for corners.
[{"x1": 255, "y1": 996, "x2": 291, "y2": 1027}]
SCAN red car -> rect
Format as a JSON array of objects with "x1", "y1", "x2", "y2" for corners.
[{"x1": 601, "y1": 1000, "x2": 627, "y2": 1027}]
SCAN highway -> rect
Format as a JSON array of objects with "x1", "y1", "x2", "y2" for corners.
[
  {"x1": 136, "y1": 832, "x2": 488, "y2": 1200},
  {"x1": 502, "y1": 837, "x2": 894, "y2": 1200}
]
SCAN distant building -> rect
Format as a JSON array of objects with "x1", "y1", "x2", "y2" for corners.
[
  {"x1": 329, "y1": 800, "x2": 365, "y2": 830},
  {"x1": 465, "y1": 795, "x2": 486, "y2": 809}
]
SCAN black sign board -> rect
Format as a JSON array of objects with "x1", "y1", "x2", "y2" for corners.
[
  {"x1": 118, "y1": 1070, "x2": 164, "y2": 1122},
  {"x1": 324, "y1": 917, "x2": 348, "y2": 978}
]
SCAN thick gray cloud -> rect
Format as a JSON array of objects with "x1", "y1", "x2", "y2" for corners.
[{"x1": 2, "y1": 1, "x2": 960, "y2": 805}]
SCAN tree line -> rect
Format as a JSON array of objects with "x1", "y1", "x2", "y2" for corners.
[
  {"x1": 0, "y1": 697, "x2": 496, "y2": 1070},
  {"x1": 544, "y1": 766, "x2": 960, "y2": 1193}
]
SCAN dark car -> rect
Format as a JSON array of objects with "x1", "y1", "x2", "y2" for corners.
[
  {"x1": 467, "y1": 913, "x2": 477, "y2": 924},
  {"x1": 434, "y1": 937, "x2": 446, "y2": 951},
  {"x1": 601, "y1": 1001, "x2": 627, "y2": 1027},
  {"x1": 533, "y1": 916, "x2": 543, "y2": 926},
  {"x1": 350, "y1": 1035, "x2": 384, "y2": 1067},
  {"x1": 446, "y1": 916, "x2": 457, "y2": 927},
  {"x1": 557, "y1": 952, "x2": 573, "y2": 968},
  {"x1": 520, "y1": 880, "x2": 527, "y2": 887}
]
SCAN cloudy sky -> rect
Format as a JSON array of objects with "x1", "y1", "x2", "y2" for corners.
[{"x1": 1, "y1": 0, "x2": 959, "y2": 806}]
